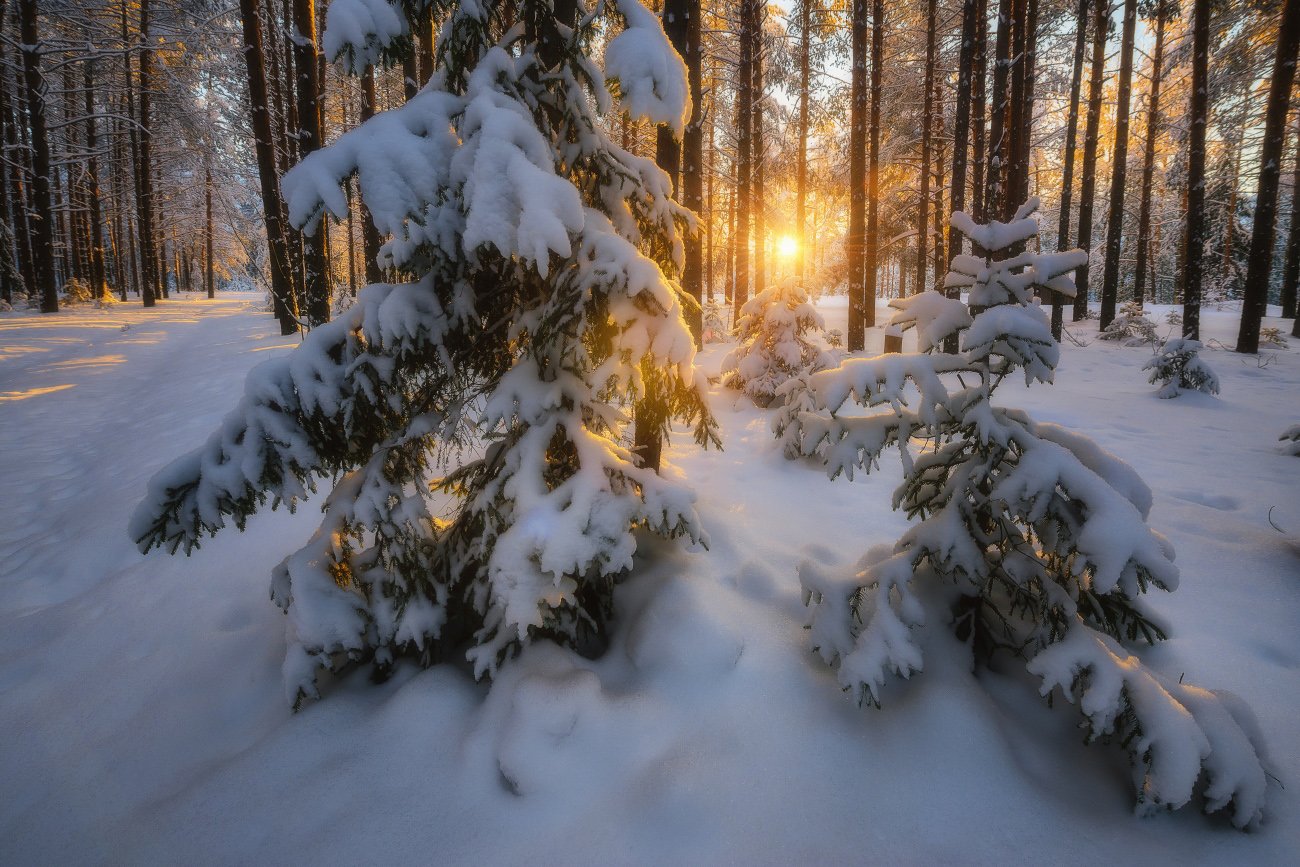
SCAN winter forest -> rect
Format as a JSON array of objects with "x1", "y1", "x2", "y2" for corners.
[{"x1": 1, "y1": 0, "x2": 1299, "y2": 861}]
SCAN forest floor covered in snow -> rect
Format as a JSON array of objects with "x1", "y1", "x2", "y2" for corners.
[{"x1": 1, "y1": 291, "x2": 1298, "y2": 865}]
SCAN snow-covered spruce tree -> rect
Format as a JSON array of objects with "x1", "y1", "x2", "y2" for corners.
[
  {"x1": 778, "y1": 200, "x2": 1270, "y2": 827},
  {"x1": 1099, "y1": 300, "x2": 1159, "y2": 346},
  {"x1": 722, "y1": 280, "x2": 829, "y2": 407},
  {"x1": 130, "y1": 1, "x2": 717, "y2": 706},
  {"x1": 1143, "y1": 338, "x2": 1220, "y2": 398}
]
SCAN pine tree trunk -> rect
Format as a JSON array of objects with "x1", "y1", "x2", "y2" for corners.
[
  {"x1": 292, "y1": 0, "x2": 329, "y2": 325},
  {"x1": 360, "y1": 66, "x2": 384, "y2": 285},
  {"x1": 733, "y1": 0, "x2": 754, "y2": 327},
  {"x1": 848, "y1": 0, "x2": 868, "y2": 350},
  {"x1": 753, "y1": 17, "x2": 766, "y2": 299},
  {"x1": 682, "y1": 0, "x2": 703, "y2": 342},
  {"x1": 985, "y1": 0, "x2": 1012, "y2": 225},
  {"x1": 83, "y1": 59, "x2": 108, "y2": 300},
  {"x1": 864, "y1": 0, "x2": 884, "y2": 330},
  {"x1": 932, "y1": 79, "x2": 945, "y2": 279},
  {"x1": 1074, "y1": 0, "x2": 1109, "y2": 320},
  {"x1": 240, "y1": 0, "x2": 298, "y2": 333},
  {"x1": 1280, "y1": 114, "x2": 1300, "y2": 321},
  {"x1": 1183, "y1": 0, "x2": 1210, "y2": 340},
  {"x1": 916, "y1": 0, "x2": 936, "y2": 290},
  {"x1": 970, "y1": 0, "x2": 988, "y2": 222},
  {"x1": 2, "y1": 8, "x2": 32, "y2": 299},
  {"x1": 1131, "y1": 0, "x2": 1167, "y2": 308},
  {"x1": 949, "y1": 0, "x2": 978, "y2": 267},
  {"x1": 134, "y1": 0, "x2": 159, "y2": 307},
  {"x1": 1098, "y1": 0, "x2": 1136, "y2": 331},
  {"x1": 1056, "y1": 0, "x2": 1089, "y2": 254},
  {"x1": 1236, "y1": 0, "x2": 1300, "y2": 353},
  {"x1": 17, "y1": 0, "x2": 56, "y2": 312},
  {"x1": 796, "y1": 0, "x2": 810, "y2": 281}
]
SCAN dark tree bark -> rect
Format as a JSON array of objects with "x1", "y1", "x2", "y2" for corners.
[
  {"x1": 949, "y1": 0, "x2": 978, "y2": 268},
  {"x1": 240, "y1": 0, "x2": 298, "y2": 333},
  {"x1": 83, "y1": 59, "x2": 108, "y2": 300},
  {"x1": 205, "y1": 166, "x2": 215, "y2": 299},
  {"x1": 864, "y1": 0, "x2": 883, "y2": 330},
  {"x1": 1074, "y1": 0, "x2": 1109, "y2": 320},
  {"x1": 360, "y1": 66, "x2": 384, "y2": 285},
  {"x1": 848, "y1": 0, "x2": 867, "y2": 350},
  {"x1": 1183, "y1": 0, "x2": 1210, "y2": 339},
  {"x1": 733, "y1": 0, "x2": 755, "y2": 328},
  {"x1": 1131, "y1": 0, "x2": 1168, "y2": 308},
  {"x1": 1236, "y1": 0, "x2": 1300, "y2": 353},
  {"x1": 971, "y1": 0, "x2": 988, "y2": 222},
  {"x1": 292, "y1": 0, "x2": 329, "y2": 325},
  {"x1": 134, "y1": 0, "x2": 159, "y2": 307},
  {"x1": 1280, "y1": 113, "x2": 1300, "y2": 323},
  {"x1": 985, "y1": 0, "x2": 1012, "y2": 223},
  {"x1": 17, "y1": 0, "x2": 56, "y2": 312},
  {"x1": 1098, "y1": 0, "x2": 1137, "y2": 331},
  {"x1": 1057, "y1": 0, "x2": 1090, "y2": 254},
  {"x1": 916, "y1": 0, "x2": 937, "y2": 290},
  {"x1": 796, "y1": 0, "x2": 811, "y2": 280},
  {"x1": 753, "y1": 16, "x2": 766, "y2": 298},
  {"x1": 682, "y1": 0, "x2": 703, "y2": 342},
  {"x1": 2, "y1": 9, "x2": 31, "y2": 299}
]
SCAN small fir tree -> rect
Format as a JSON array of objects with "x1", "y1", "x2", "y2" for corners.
[
  {"x1": 1143, "y1": 338, "x2": 1220, "y2": 398},
  {"x1": 131, "y1": 0, "x2": 717, "y2": 706},
  {"x1": 722, "y1": 280, "x2": 830, "y2": 407},
  {"x1": 1099, "y1": 299, "x2": 1159, "y2": 346},
  {"x1": 777, "y1": 200, "x2": 1270, "y2": 827}
]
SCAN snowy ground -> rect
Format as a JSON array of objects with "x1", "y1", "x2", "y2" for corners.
[{"x1": 1, "y1": 291, "x2": 1297, "y2": 865}]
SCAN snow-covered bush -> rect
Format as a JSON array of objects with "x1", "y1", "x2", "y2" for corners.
[
  {"x1": 722, "y1": 280, "x2": 830, "y2": 407},
  {"x1": 1143, "y1": 338, "x2": 1220, "y2": 399},
  {"x1": 1099, "y1": 300, "x2": 1158, "y2": 346},
  {"x1": 1259, "y1": 327, "x2": 1289, "y2": 349},
  {"x1": 1279, "y1": 424, "x2": 1300, "y2": 456},
  {"x1": 702, "y1": 300, "x2": 729, "y2": 343},
  {"x1": 782, "y1": 200, "x2": 1270, "y2": 827},
  {"x1": 825, "y1": 328, "x2": 843, "y2": 349},
  {"x1": 132, "y1": 1, "x2": 717, "y2": 706}
]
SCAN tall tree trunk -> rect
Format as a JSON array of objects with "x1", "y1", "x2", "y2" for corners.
[
  {"x1": 1074, "y1": 0, "x2": 1109, "y2": 320},
  {"x1": 932, "y1": 78, "x2": 945, "y2": 279},
  {"x1": 733, "y1": 0, "x2": 755, "y2": 327},
  {"x1": 135, "y1": 0, "x2": 159, "y2": 307},
  {"x1": 83, "y1": 59, "x2": 108, "y2": 300},
  {"x1": 1236, "y1": 0, "x2": 1300, "y2": 353},
  {"x1": 17, "y1": 0, "x2": 56, "y2": 312},
  {"x1": 1052, "y1": 0, "x2": 1079, "y2": 334},
  {"x1": 1183, "y1": 0, "x2": 1210, "y2": 339},
  {"x1": 240, "y1": 0, "x2": 298, "y2": 333},
  {"x1": 753, "y1": 15, "x2": 766, "y2": 298},
  {"x1": 985, "y1": 0, "x2": 1012, "y2": 224},
  {"x1": 916, "y1": 0, "x2": 936, "y2": 291},
  {"x1": 949, "y1": 0, "x2": 978, "y2": 268},
  {"x1": 2, "y1": 8, "x2": 32, "y2": 299},
  {"x1": 292, "y1": 0, "x2": 329, "y2": 325},
  {"x1": 360, "y1": 66, "x2": 384, "y2": 284},
  {"x1": 848, "y1": 0, "x2": 868, "y2": 350},
  {"x1": 1098, "y1": 0, "x2": 1136, "y2": 331},
  {"x1": 1280, "y1": 113, "x2": 1300, "y2": 323},
  {"x1": 971, "y1": 0, "x2": 988, "y2": 222},
  {"x1": 1131, "y1": 0, "x2": 1167, "y2": 308},
  {"x1": 205, "y1": 166, "x2": 215, "y2": 298},
  {"x1": 796, "y1": 0, "x2": 811, "y2": 281},
  {"x1": 864, "y1": 0, "x2": 884, "y2": 331},
  {"x1": 682, "y1": 0, "x2": 703, "y2": 341}
]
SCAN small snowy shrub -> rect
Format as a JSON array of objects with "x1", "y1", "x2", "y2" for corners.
[
  {"x1": 722, "y1": 280, "x2": 830, "y2": 407},
  {"x1": 783, "y1": 200, "x2": 1270, "y2": 828},
  {"x1": 132, "y1": 0, "x2": 717, "y2": 707},
  {"x1": 1099, "y1": 300, "x2": 1158, "y2": 347},
  {"x1": 1259, "y1": 327, "x2": 1288, "y2": 350},
  {"x1": 702, "y1": 300, "x2": 729, "y2": 343},
  {"x1": 1143, "y1": 338, "x2": 1219, "y2": 399},
  {"x1": 1279, "y1": 424, "x2": 1300, "y2": 456},
  {"x1": 826, "y1": 328, "x2": 843, "y2": 349},
  {"x1": 62, "y1": 278, "x2": 95, "y2": 304}
]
